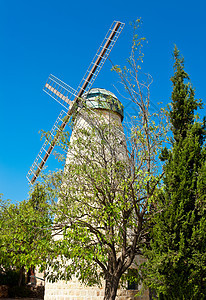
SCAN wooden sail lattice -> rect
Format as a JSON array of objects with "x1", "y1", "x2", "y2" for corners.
[
  {"x1": 27, "y1": 21, "x2": 124, "y2": 184},
  {"x1": 27, "y1": 110, "x2": 68, "y2": 183},
  {"x1": 43, "y1": 21, "x2": 124, "y2": 110}
]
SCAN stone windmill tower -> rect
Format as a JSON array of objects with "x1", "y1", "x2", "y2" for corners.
[
  {"x1": 42, "y1": 88, "x2": 148, "y2": 300},
  {"x1": 44, "y1": 88, "x2": 131, "y2": 300}
]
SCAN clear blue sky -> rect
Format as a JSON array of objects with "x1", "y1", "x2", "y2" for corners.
[{"x1": 0, "y1": 0, "x2": 205, "y2": 203}]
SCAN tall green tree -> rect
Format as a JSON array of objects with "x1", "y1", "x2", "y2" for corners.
[
  {"x1": 0, "y1": 185, "x2": 53, "y2": 286},
  {"x1": 142, "y1": 47, "x2": 206, "y2": 299}
]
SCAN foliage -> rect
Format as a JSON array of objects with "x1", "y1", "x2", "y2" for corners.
[
  {"x1": 142, "y1": 46, "x2": 206, "y2": 299},
  {"x1": 0, "y1": 185, "x2": 53, "y2": 285}
]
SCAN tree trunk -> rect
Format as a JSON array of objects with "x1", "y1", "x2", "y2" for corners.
[
  {"x1": 104, "y1": 275, "x2": 120, "y2": 300},
  {"x1": 18, "y1": 266, "x2": 24, "y2": 287}
]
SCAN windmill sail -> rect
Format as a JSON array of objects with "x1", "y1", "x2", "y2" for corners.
[
  {"x1": 27, "y1": 110, "x2": 68, "y2": 184},
  {"x1": 43, "y1": 74, "x2": 77, "y2": 110},
  {"x1": 75, "y1": 21, "x2": 124, "y2": 97},
  {"x1": 27, "y1": 20, "x2": 124, "y2": 184},
  {"x1": 44, "y1": 21, "x2": 124, "y2": 110}
]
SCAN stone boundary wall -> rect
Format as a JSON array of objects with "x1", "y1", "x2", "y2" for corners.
[{"x1": 44, "y1": 279, "x2": 149, "y2": 300}]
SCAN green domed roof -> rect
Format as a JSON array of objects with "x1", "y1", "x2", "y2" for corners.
[{"x1": 83, "y1": 88, "x2": 124, "y2": 120}]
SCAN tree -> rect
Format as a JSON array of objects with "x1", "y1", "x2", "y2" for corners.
[
  {"x1": 0, "y1": 185, "x2": 53, "y2": 286},
  {"x1": 142, "y1": 47, "x2": 206, "y2": 299},
  {"x1": 41, "y1": 19, "x2": 167, "y2": 300}
]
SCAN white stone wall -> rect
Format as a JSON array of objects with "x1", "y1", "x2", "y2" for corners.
[
  {"x1": 44, "y1": 278, "x2": 149, "y2": 300},
  {"x1": 65, "y1": 107, "x2": 126, "y2": 166}
]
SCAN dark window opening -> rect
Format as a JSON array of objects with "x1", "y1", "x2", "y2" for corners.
[
  {"x1": 127, "y1": 268, "x2": 139, "y2": 290},
  {"x1": 127, "y1": 281, "x2": 138, "y2": 290}
]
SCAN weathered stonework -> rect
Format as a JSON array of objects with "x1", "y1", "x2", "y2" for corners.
[
  {"x1": 44, "y1": 256, "x2": 149, "y2": 299},
  {"x1": 44, "y1": 278, "x2": 149, "y2": 300}
]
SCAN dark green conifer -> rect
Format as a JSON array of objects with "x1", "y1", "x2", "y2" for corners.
[{"x1": 143, "y1": 47, "x2": 206, "y2": 299}]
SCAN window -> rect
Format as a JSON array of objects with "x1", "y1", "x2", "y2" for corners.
[{"x1": 127, "y1": 268, "x2": 139, "y2": 290}]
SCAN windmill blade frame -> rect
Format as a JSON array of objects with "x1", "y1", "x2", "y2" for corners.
[
  {"x1": 27, "y1": 20, "x2": 124, "y2": 185},
  {"x1": 43, "y1": 21, "x2": 124, "y2": 110},
  {"x1": 75, "y1": 21, "x2": 124, "y2": 97},
  {"x1": 43, "y1": 74, "x2": 78, "y2": 111},
  {"x1": 27, "y1": 109, "x2": 68, "y2": 184}
]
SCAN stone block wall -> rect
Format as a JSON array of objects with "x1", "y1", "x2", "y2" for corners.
[{"x1": 44, "y1": 277, "x2": 149, "y2": 300}]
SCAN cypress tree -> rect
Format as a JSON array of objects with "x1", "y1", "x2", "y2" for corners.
[{"x1": 143, "y1": 47, "x2": 206, "y2": 299}]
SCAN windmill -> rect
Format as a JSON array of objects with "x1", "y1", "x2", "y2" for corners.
[{"x1": 27, "y1": 21, "x2": 124, "y2": 185}]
